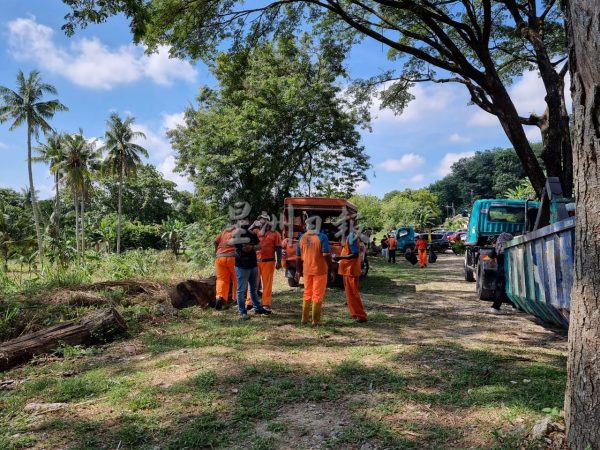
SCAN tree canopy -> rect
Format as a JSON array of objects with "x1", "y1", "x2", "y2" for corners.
[
  {"x1": 169, "y1": 36, "x2": 370, "y2": 213},
  {"x1": 62, "y1": 0, "x2": 572, "y2": 198}
]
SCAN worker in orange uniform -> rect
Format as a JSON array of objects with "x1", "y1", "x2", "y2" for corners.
[
  {"x1": 246, "y1": 214, "x2": 282, "y2": 311},
  {"x1": 295, "y1": 220, "x2": 331, "y2": 325},
  {"x1": 333, "y1": 222, "x2": 368, "y2": 323},
  {"x1": 214, "y1": 223, "x2": 238, "y2": 310},
  {"x1": 415, "y1": 234, "x2": 428, "y2": 268},
  {"x1": 387, "y1": 232, "x2": 398, "y2": 263}
]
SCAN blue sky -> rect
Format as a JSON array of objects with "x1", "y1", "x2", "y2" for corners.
[{"x1": 0, "y1": 0, "x2": 548, "y2": 199}]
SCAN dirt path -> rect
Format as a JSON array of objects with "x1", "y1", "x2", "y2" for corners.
[{"x1": 0, "y1": 254, "x2": 567, "y2": 450}]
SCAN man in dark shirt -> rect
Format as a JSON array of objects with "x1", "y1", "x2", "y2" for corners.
[{"x1": 232, "y1": 219, "x2": 272, "y2": 320}]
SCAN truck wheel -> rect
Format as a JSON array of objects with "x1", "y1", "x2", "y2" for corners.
[
  {"x1": 464, "y1": 261, "x2": 475, "y2": 282},
  {"x1": 476, "y1": 266, "x2": 495, "y2": 300}
]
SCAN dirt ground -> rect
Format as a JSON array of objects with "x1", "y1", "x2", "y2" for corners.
[{"x1": 0, "y1": 254, "x2": 567, "y2": 450}]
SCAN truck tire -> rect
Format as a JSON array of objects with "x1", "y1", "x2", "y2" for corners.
[
  {"x1": 476, "y1": 265, "x2": 495, "y2": 300},
  {"x1": 464, "y1": 260, "x2": 475, "y2": 282},
  {"x1": 402, "y1": 244, "x2": 415, "y2": 253}
]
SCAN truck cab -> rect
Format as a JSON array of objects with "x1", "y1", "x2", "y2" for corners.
[
  {"x1": 464, "y1": 199, "x2": 538, "y2": 300},
  {"x1": 395, "y1": 226, "x2": 416, "y2": 252},
  {"x1": 281, "y1": 197, "x2": 368, "y2": 287}
]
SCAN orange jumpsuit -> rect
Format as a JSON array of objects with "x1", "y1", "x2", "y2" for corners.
[
  {"x1": 338, "y1": 234, "x2": 368, "y2": 321},
  {"x1": 246, "y1": 229, "x2": 282, "y2": 307},
  {"x1": 415, "y1": 238, "x2": 428, "y2": 268},
  {"x1": 214, "y1": 226, "x2": 237, "y2": 301},
  {"x1": 297, "y1": 231, "x2": 330, "y2": 303}
]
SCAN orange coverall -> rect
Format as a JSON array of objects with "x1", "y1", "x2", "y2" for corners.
[
  {"x1": 214, "y1": 226, "x2": 237, "y2": 301},
  {"x1": 246, "y1": 229, "x2": 282, "y2": 307},
  {"x1": 297, "y1": 231, "x2": 329, "y2": 303},
  {"x1": 338, "y1": 234, "x2": 368, "y2": 321},
  {"x1": 415, "y1": 238, "x2": 428, "y2": 268}
]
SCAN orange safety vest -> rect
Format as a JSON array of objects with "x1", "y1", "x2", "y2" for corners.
[{"x1": 338, "y1": 236, "x2": 361, "y2": 277}]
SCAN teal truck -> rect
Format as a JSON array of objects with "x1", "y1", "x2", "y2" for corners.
[
  {"x1": 464, "y1": 199, "x2": 538, "y2": 300},
  {"x1": 395, "y1": 226, "x2": 416, "y2": 252}
]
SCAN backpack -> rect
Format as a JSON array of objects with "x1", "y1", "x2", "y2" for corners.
[{"x1": 428, "y1": 249, "x2": 437, "y2": 263}]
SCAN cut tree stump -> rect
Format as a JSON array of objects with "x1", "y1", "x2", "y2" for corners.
[
  {"x1": 170, "y1": 277, "x2": 217, "y2": 309},
  {"x1": 0, "y1": 308, "x2": 127, "y2": 371}
]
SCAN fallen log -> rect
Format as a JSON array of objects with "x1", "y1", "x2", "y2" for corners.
[
  {"x1": 170, "y1": 277, "x2": 217, "y2": 309},
  {"x1": 0, "y1": 308, "x2": 127, "y2": 371}
]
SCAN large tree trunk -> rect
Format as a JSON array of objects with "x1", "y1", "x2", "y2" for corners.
[
  {"x1": 0, "y1": 308, "x2": 127, "y2": 371},
  {"x1": 563, "y1": 1, "x2": 600, "y2": 448},
  {"x1": 27, "y1": 125, "x2": 44, "y2": 267},
  {"x1": 117, "y1": 166, "x2": 123, "y2": 255}
]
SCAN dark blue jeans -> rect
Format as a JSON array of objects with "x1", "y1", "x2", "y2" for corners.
[{"x1": 235, "y1": 266, "x2": 262, "y2": 315}]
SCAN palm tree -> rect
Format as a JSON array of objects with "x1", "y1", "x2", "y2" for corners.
[
  {"x1": 100, "y1": 113, "x2": 148, "y2": 254},
  {"x1": 60, "y1": 131, "x2": 100, "y2": 260},
  {"x1": 0, "y1": 70, "x2": 68, "y2": 265},
  {"x1": 35, "y1": 133, "x2": 65, "y2": 239}
]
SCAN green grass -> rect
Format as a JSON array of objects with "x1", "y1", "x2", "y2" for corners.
[{"x1": 0, "y1": 256, "x2": 567, "y2": 449}]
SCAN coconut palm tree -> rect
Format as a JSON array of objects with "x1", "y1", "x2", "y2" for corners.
[
  {"x1": 0, "y1": 70, "x2": 68, "y2": 265},
  {"x1": 35, "y1": 133, "x2": 65, "y2": 239},
  {"x1": 60, "y1": 131, "x2": 100, "y2": 260},
  {"x1": 100, "y1": 113, "x2": 148, "y2": 255}
]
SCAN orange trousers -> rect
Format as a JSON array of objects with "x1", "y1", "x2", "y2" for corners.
[
  {"x1": 418, "y1": 250, "x2": 427, "y2": 267},
  {"x1": 303, "y1": 273, "x2": 328, "y2": 303},
  {"x1": 215, "y1": 256, "x2": 237, "y2": 301},
  {"x1": 246, "y1": 261, "x2": 276, "y2": 306},
  {"x1": 343, "y1": 276, "x2": 368, "y2": 321}
]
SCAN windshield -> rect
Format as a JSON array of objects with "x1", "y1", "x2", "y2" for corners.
[{"x1": 488, "y1": 206, "x2": 525, "y2": 223}]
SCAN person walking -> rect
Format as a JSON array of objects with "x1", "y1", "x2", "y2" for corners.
[
  {"x1": 246, "y1": 214, "x2": 282, "y2": 311},
  {"x1": 233, "y1": 219, "x2": 271, "y2": 320},
  {"x1": 415, "y1": 234, "x2": 428, "y2": 268},
  {"x1": 333, "y1": 220, "x2": 368, "y2": 323},
  {"x1": 295, "y1": 220, "x2": 331, "y2": 325},
  {"x1": 387, "y1": 233, "x2": 398, "y2": 263},
  {"x1": 214, "y1": 223, "x2": 238, "y2": 310}
]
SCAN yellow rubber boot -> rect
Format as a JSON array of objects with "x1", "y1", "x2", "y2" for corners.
[
  {"x1": 312, "y1": 302, "x2": 322, "y2": 326},
  {"x1": 301, "y1": 301, "x2": 311, "y2": 325}
]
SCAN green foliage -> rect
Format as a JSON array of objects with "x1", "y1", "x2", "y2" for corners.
[
  {"x1": 349, "y1": 194, "x2": 383, "y2": 232},
  {"x1": 169, "y1": 35, "x2": 370, "y2": 214},
  {"x1": 505, "y1": 179, "x2": 537, "y2": 201},
  {"x1": 451, "y1": 240, "x2": 466, "y2": 256},
  {"x1": 429, "y1": 146, "x2": 542, "y2": 216},
  {"x1": 381, "y1": 189, "x2": 441, "y2": 230}
]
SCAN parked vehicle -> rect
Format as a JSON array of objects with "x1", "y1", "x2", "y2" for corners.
[
  {"x1": 448, "y1": 230, "x2": 466, "y2": 242},
  {"x1": 464, "y1": 199, "x2": 538, "y2": 300},
  {"x1": 394, "y1": 226, "x2": 415, "y2": 252},
  {"x1": 504, "y1": 178, "x2": 575, "y2": 328},
  {"x1": 416, "y1": 232, "x2": 450, "y2": 253},
  {"x1": 281, "y1": 197, "x2": 368, "y2": 287}
]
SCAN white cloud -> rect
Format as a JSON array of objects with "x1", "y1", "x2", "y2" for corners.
[
  {"x1": 410, "y1": 174, "x2": 424, "y2": 183},
  {"x1": 162, "y1": 112, "x2": 186, "y2": 131},
  {"x1": 371, "y1": 83, "x2": 456, "y2": 125},
  {"x1": 448, "y1": 133, "x2": 472, "y2": 144},
  {"x1": 377, "y1": 154, "x2": 425, "y2": 172},
  {"x1": 355, "y1": 180, "x2": 371, "y2": 193},
  {"x1": 0, "y1": 142, "x2": 8, "y2": 149},
  {"x1": 468, "y1": 69, "x2": 572, "y2": 127},
  {"x1": 437, "y1": 152, "x2": 475, "y2": 176},
  {"x1": 128, "y1": 114, "x2": 193, "y2": 191},
  {"x1": 525, "y1": 126, "x2": 542, "y2": 143},
  {"x1": 7, "y1": 17, "x2": 197, "y2": 90}
]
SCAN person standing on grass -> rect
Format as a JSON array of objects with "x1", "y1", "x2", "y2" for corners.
[
  {"x1": 415, "y1": 234, "x2": 428, "y2": 268},
  {"x1": 214, "y1": 222, "x2": 238, "y2": 310},
  {"x1": 245, "y1": 214, "x2": 282, "y2": 311},
  {"x1": 489, "y1": 232, "x2": 516, "y2": 315},
  {"x1": 380, "y1": 235, "x2": 389, "y2": 260},
  {"x1": 233, "y1": 219, "x2": 272, "y2": 320},
  {"x1": 295, "y1": 219, "x2": 331, "y2": 325},
  {"x1": 333, "y1": 217, "x2": 368, "y2": 323},
  {"x1": 387, "y1": 233, "x2": 398, "y2": 263}
]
